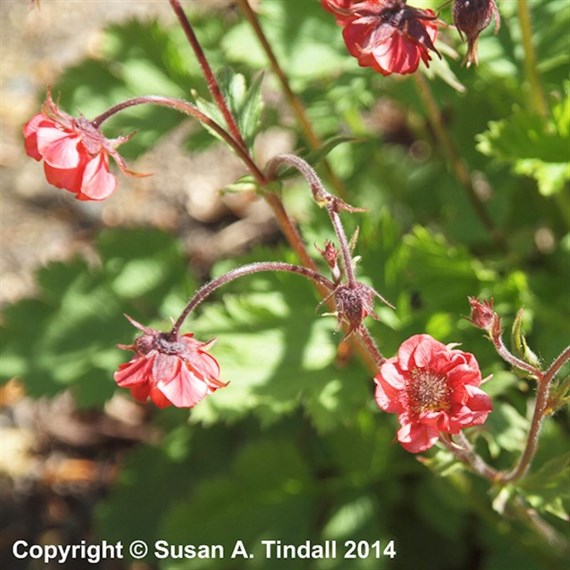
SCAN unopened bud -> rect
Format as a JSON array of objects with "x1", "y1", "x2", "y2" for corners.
[
  {"x1": 453, "y1": 0, "x2": 500, "y2": 66},
  {"x1": 468, "y1": 297, "x2": 496, "y2": 330}
]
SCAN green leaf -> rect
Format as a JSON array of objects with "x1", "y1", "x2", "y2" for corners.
[
  {"x1": 0, "y1": 229, "x2": 194, "y2": 408},
  {"x1": 159, "y1": 438, "x2": 315, "y2": 569},
  {"x1": 476, "y1": 90, "x2": 570, "y2": 195},
  {"x1": 517, "y1": 453, "x2": 570, "y2": 520},
  {"x1": 510, "y1": 308, "x2": 542, "y2": 372},
  {"x1": 187, "y1": 256, "x2": 370, "y2": 432},
  {"x1": 193, "y1": 69, "x2": 265, "y2": 149}
]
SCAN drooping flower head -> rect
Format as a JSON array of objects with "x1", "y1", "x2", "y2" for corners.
[
  {"x1": 453, "y1": 0, "x2": 500, "y2": 66},
  {"x1": 23, "y1": 91, "x2": 139, "y2": 200},
  {"x1": 322, "y1": 0, "x2": 442, "y2": 76},
  {"x1": 375, "y1": 334, "x2": 492, "y2": 453},
  {"x1": 114, "y1": 316, "x2": 227, "y2": 408}
]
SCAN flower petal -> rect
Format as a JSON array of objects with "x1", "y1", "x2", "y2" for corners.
[
  {"x1": 397, "y1": 421, "x2": 440, "y2": 453},
  {"x1": 156, "y1": 363, "x2": 211, "y2": 408},
  {"x1": 36, "y1": 125, "x2": 82, "y2": 168},
  {"x1": 43, "y1": 161, "x2": 84, "y2": 194},
  {"x1": 114, "y1": 356, "x2": 153, "y2": 387},
  {"x1": 77, "y1": 153, "x2": 117, "y2": 201},
  {"x1": 23, "y1": 114, "x2": 45, "y2": 160}
]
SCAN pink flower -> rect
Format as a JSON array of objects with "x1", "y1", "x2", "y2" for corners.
[
  {"x1": 322, "y1": 0, "x2": 442, "y2": 76},
  {"x1": 114, "y1": 317, "x2": 227, "y2": 408},
  {"x1": 375, "y1": 334, "x2": 492, "y2": 453},
  {"x1": 23, "y1": 92, "x2": 136, "y2": 201}
]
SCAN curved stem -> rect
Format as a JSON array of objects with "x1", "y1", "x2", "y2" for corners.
[
  {"x1": 90, "y1": 95, "x2": 264, "y2": 180},
  {"x1": 328, "y1": 205, "x2": 357, "y2": 286},
  {"x1": 171, "y1": 261, "x2": 335, "y2": 336},
  {"x1": 544, "y1": 345, "x2": 570, "y2": 383},
  {"x1": 168, "y1": 0, "x2": 248, "y2": 151},
  {"x1": 413, "y1": 74, "x2": 507, "y2": 252},
  {"x1": 498, "y1": 347, "x2": 570, "y2": 484},
  {"x1": 491, "y1": 328, "x2": 543, "y2": 379},
  {"x1": 266, "y1": 153, "x2": 358, "y2": 286},
  {"x1": 440, "y1": 433, "x2": 498, "y2": 481},
  {"x1": 236, "y1": 0, "x2": 348, "y2": 199},
  {"x1": 92, "y1": 95, "x2": 320, "y2": 276},
  {"x1": 517, "y1": 0, "x2": 548, "y2": 117}
]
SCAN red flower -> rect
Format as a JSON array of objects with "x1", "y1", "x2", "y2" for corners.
[
  {"x1": 375, "y1": 334, "x2": 492, "y2": 453},
  {"x1": 114, "y1": 317, "x2": 227, "y2": 408},
  {"x1": 23, "y1": 92, "x2": 136, "y2": 201},
  {"x1": 322, "y1": 0, "x2": 442, "y2": 75}
]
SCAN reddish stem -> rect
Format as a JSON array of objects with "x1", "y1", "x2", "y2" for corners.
[
  {"x1": 170, "y1": 261, "x2": 335, "y2": 336},
  {"x1": 168, "y1": 0, "x2": 248, "y2": 152},
  {"x1": 90, "y1": 95, "x2": 264, "y2": 181}
]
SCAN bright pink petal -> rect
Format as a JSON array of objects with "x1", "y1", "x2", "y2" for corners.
[
  {"x1": 77, "y1": 153, "x2": 117, "y2": 201},
  {"x1": 157, "y1": 364, "x2": 211, "y2": 408},
  {"x1": 36, "y1": 125, "x2": 82, "y2": 168},
  {"x1": 409, "y1": 334, "x2": 446, "y2": 368},
  {"x1": 397, "y1": 421, "x2": 440, "y2": 453},
  {"x1": 375, "y1": 374, "x2": 405, "y2": 413},
  {"x1": 23, "y1": 114, "x2": 46, "y2": 160}
]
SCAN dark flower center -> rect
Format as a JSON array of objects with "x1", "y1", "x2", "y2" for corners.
[{"x1": 407, "y1": 369, "x2": 451, "y2": 414}]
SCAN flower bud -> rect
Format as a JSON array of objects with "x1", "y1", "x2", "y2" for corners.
[
  {"x1": 335, "y1": 282, "x2": 378, "y2": 338},
  {"x1": 453, "y1": 0, "x2": 500, "y2": 66},
  {"x1": 468, "y1": 297, "x2": 496, "y2": 330}
]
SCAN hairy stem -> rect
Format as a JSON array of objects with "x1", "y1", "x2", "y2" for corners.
[
  {"x1": 413, "y1": 74, "x2": 507, "y2": 251},
  {"x1": 91, "y1": 96, "x2": 264, "y2": 181},
  {"x1": 544, "y1": 345, "x2": 570, "y2": 383},
  {"x1": 265, "y1": 153, "x2": 358, "y2": 285},
  {"x1": 171, "y1": 261, "x2": 335, "y2": 336},
  {"x1": 236, "y1": 0, "x2": 348, "y2": 199},
  {"x1": 168, "y1": 0, "x2": 248, "y2": 151},
  {"x1": 498, "y1": 346, "x2": 570, "y2": 484},
  {"x1": 491, "y1": 327, "x2": 543, "y2": 379}
]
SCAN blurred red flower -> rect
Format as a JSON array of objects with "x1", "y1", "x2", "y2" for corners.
[
  {"x1": 322, "y1": 0, "x2": 441, "y2": 76},
  {"x1": 23, "y1": 92, "x2": 136, "y2": 200},
  {"x1": 114, "y1": 318, "x2": 227, "y2": 408},
  {"x1": 375, "y1": 334, "x2": 492, "y2": 453}
]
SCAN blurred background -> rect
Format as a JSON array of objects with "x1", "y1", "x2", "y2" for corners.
[{"x1": 1, "y1": 1, "x2": 569, "y2": 569}]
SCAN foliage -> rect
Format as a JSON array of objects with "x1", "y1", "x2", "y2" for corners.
[{"x1": 4, "y1": 1, "x2": 569, "y2": 569}]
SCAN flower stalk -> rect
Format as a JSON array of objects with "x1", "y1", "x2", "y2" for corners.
[
  {"x1": 170, "y1": 261, "x2": 336, "y2": 337},
  {"x1": 168, "y1": 0, "x2": 248, "y2": 151},
  {"x1": 236, "y1": 0, "x2": 348, "y2": 199}
]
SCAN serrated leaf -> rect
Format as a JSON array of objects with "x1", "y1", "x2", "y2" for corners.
[
  {"x1": 0, "y1": 229, "x2": 194, "y2": 408},
  {"x1": 476, "y1": 91, "x2": 570, "y2": 195},
  {"x1": 185, "y1": 261, "x2": 370, "y2": 432},
  {"x1": 193, "y1": 69, "x2": 264, "y2": 150}
]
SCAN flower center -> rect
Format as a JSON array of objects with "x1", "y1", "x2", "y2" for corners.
[{"x1": 407, "y1": 369, "x2": 451, "y2": 414}]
